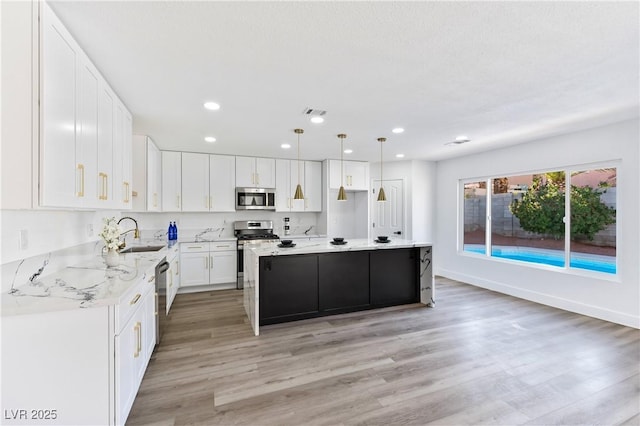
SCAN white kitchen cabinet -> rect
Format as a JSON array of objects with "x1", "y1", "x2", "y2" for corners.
[
  {"x1": 162, "y1": 151, "x2": 182, "y2": 211},
  {"x1": 329, "y1": 160, "x2": 369, "y2": 191},
  {"x1": 210, "y1": 242, "x2": 238, "y2": 284},
  {"x1": 304, "y1": 160, "x2": 322, "y2": 211},
  {"x1": 236, "y1": 156, "x2": 275, "y2": 188},
  {"x1": 167, "y1": 248, "x2": 180, "y2": 313},
  {"x1": 181, "y1": 153, "x2": 235, "y2": 212},
  {"x1": 96, "y1": 84, "x2": 115, "y2": 207},
  {"x1": 115, "y1": 276, "x2": 155, "y2": 426},
  {"x1": 209, "y1": 154, "x2": 236, "y2": 211},
  {"x1": 2, "y1": 269, "x2": 156, "y2": 426},
  {"x1": 276, "y1": 159, "x2": 322, "y2": 212},
  {"x1": 38, "y1": 2, "x2": 132, "y2": 210},
  {"x1": 180, "y1": 242, "x2": 237, "y2": 289},
  {"x1": 39, "y1": 2, "x2": 82, "y2": 208},
  {"x1": 132, "y1": 135, "x2": 162, "y2": 211},
  {"x1": 113, "y1": 105, "x2": 133, "y2": 209},
  {"x1": 181, "y1": 152, "x2": 209, "y2": 211}
]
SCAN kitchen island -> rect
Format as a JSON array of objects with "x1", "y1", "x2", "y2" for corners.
[{"x1": 244, "y1": 239, "x2": 433, "y2": 335}]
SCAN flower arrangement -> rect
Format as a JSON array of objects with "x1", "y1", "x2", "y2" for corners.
[{"x1": 99, "y1": 217, "x2": 123, "y2": 252}]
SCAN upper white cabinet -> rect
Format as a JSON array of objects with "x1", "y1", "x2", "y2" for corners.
[
  {"x1": 161, "y1": 151, "x2": 182, "y2": 211},
  {"x1": 276, "y1": 159, "x2": 322, "y2": 212},
  {"x1": 304, "y1": 160, "x2": 322, "y2": 211},
  {"x1": 132, "y1": 135, "x2": 161, "y2": 211},
  {"x1": 236, "y1": 156, "x2": 275, "y2": 188},
  {"x1": 328, "y1": 160, "x2": 369, "y2": 191},
  {"x1": 114, "y1": 106, "x2": 133, "y2": 209},
  {"x1": 209, "y1": 154, "x2": 236, "y2": 211},
  {"x1": 181, "y1": 152, "x2": 209, "y2": 212},
  {"x1": 40, "y1": 2, "x2": 82, "y2": 208},
  {"x1": 38, "y1": 2, "x2": 132, "y2": 209},
  {"x1": 180, "y1": 153, "x2": 235, "y2": 212}
]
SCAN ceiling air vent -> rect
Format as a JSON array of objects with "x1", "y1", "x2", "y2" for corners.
[
  {"x1": 302, "y1": 108, "x2": 327, "y2": 117},
  {"x1": 445, "y1": 136, "x2": 471, "y2": 146}
]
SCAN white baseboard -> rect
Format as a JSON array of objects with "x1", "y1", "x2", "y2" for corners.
[{"x1": 436, "y1": 268, "x2": 640, "y2": 329}]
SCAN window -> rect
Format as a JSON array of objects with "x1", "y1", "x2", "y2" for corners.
[
  {"x1": 463, "y1": 181, "x2": 487, "y2": 255},
  {"x1": 462, "y1": 166, "x2": 617, "y2": 275}
]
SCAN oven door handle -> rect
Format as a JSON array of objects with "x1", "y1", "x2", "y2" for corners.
[{"x1": 157, "y1": 261, "x2": 170, "y2": 274}]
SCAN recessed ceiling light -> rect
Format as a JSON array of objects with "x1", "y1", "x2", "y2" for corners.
[
  {"x1": 281, "y1": 143, "x2": 291, "y2": 149},
  {"x1": 203, "y1": 102, "x2": 220, "y2": 111},
  {"x1": 310, "y1": 116, "x2": 324, "y2": 124},
  {"x1": 344, "y1": 149, "x2": 353, "y2": 154},
  {"x1": 204, "y1": 136, "x2": 216, "y2": 143},
  {"x1": 392, "y1": 128, "x2": 404, "y2": 134},
  {"x1": 396, "y1": 154, "x2": 405, "y2": 158}
]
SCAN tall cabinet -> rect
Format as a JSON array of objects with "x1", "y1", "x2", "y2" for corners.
[
  {"x1": 132, "y1": 136, "x2": 161, "y2": 211},
  {"x1": 38, "y1": 2, "x2": 132, "y2": 210}
]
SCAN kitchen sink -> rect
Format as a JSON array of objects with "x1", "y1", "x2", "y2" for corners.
[{"x1": 119, "y1": 245, "x2": 165, "y2": 253}]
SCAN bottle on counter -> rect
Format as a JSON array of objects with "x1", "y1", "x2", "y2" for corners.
[
  {"x1": 173, "y1": 222, "x2": 178, "y2": 240},
  {"x1": 167, "y1": 222, "x2": 173, "y2": 240}
]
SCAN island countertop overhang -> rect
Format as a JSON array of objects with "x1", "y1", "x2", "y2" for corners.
[{"x1": 247, "y1": 238, "x2": 433, "y2": 257}]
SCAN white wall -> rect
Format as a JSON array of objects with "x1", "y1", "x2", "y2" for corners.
[
  {"x1": 370, "y1": 159, "x2": 436, "y2": 242},
  {"x1": 0, "y1": 210, "x2": 117, "y2": 265},
  {"x1": 434, "y1": 118, "x2": 640, "y2": 328}
]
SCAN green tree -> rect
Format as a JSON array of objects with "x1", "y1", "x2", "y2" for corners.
[{"x1": 510, "y1": 177, "x2": 615, "y2": 241}]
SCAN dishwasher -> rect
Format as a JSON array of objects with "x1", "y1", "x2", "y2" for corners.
[{"x1": 155, "y1": 257, "x2": 170, "y2": 344}]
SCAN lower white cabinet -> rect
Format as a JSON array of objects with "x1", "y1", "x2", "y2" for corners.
[
  {"x1": 115, "y1": 274, "x2": 156, "y2": 425},
  {"x1": 180, "y1": 242, "x2": 237, "y2": 288},
  {"x1": 167, "y1": 248, "x2": 180, "y2": 313},
  {"x1": 1, "y1": 271, "x2": 156, "y2": 426}
]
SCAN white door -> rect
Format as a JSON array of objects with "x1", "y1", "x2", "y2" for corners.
[
  {"x1": 256, "y1": 157, "x2": 276, "y2": 188},
  {"x1": 161, "y1": 151, "x2": 182, "y2": 211},
  {"x1": 371, "y1": 179, "x2": 404, "y2": 240},
  {"x1": 180, "y1": 252, "x2": 210, "y2": 287},
  {"x1": 181, "y1": 152, "x2": 209, "y2": 211},
  {"x1": 304, "y1": 161, "x2": 322, "y2": 212},
  {"x1": 210, "y1": 154, "x2": 236, "y2": 211},
  {"x1": 235, "y1": 156, "x2": 255, "y2": 187}
]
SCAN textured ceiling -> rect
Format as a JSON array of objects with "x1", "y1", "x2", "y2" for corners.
[{"x1": 48, "y1": 1, "x2": 639, "y2": 162}]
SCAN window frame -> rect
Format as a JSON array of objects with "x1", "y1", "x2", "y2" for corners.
[{"x1": 458, "y1": 161, "x2": 620, "y2": 280}]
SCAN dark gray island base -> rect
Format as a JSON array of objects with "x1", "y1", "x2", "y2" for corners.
[
  {"x1": 244, "y1": 239, "x2": 433, "y2": 335},
  {"x1": 260, "y1": 248, "x2": 420, "y2": 325}
]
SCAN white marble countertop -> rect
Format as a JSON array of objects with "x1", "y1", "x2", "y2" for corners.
[
  {"x1": 1, "y1": 244, "x2": 169, "y2": 317},
  {"x1": 249, "y1": 238, "x2": 432, "y2": 257}
]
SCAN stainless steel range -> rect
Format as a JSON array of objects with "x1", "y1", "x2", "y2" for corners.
[{"x1": 234, "y1": 220, "x2": 279, "y2": 289}]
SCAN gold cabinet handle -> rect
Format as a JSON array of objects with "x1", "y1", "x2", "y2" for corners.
[
  {"x1": 134, "y1": 321, "x2": 142, "y2": 358},
  {"x1": 176, "y1": 260, "x2": 179, "y2": 276},
  {"x1": 123, "y1": 182, "x2": 130, "y2": 203},
  {"x1": 77, "y1": 164, "x2": 85, "y2": 197},
  {"x1": 130, "y1": 293, "x2": 141, "y2": 305},
  {"x1": 177, "y1": 194, "x2": 180, "y2": 209},
  {"x1": 98, "y1": 173, "x2": 107, "y2": 200},
  {"x1": 147, "y1": 275, "x2": 155, "y2": 283},
  {"x1": 133, "y1": 323, "x2": 140, "y2": 358},
  {"x1": 153, "y1": 193, "x2": 158, "y2": 207},
  {"x1": 105, "y1": 173, "x2": 108, "y2": 200},
  {"x1": 187, "y1": 245, "x2": 203, "y2": 249}
]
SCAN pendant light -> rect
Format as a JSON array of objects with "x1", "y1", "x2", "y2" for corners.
[
  {"x1": 337, "y1": 134, "x2": 347, "y2": 201},
  {"x1": 377, "y1": 137, "x2": 387, "y2": 202},
  {"x1": 293, "y1": 128, "x2": 304, "y2": 200}
]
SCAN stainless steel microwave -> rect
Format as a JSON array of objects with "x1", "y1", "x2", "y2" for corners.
[{"x1": 235, "y1": 188, "x2": 276, "y2": 210}]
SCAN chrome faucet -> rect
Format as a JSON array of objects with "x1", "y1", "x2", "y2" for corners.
[{"x1": 117, "y1": 217, "x2": 140, "y2": 247}]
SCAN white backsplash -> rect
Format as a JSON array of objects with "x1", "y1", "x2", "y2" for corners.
[{"x1": 1, "y1": 209, "x2": 320, "y2": 293}]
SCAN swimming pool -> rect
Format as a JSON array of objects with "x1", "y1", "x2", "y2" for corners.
[{"x1": 464, "y1": 245, "x2": 616, "y2": 274}]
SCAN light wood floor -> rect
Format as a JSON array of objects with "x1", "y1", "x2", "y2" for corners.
[{"x1": 127, "y1": 277, "x2": 640, "y2": 426}]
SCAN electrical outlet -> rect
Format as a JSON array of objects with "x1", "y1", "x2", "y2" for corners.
[
  {"x1": 87, "y1": 224, "x2": 94, "y2": 237},
  {"x1": 18, "y1": 229, "x2": 28, "y2": 250}
]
